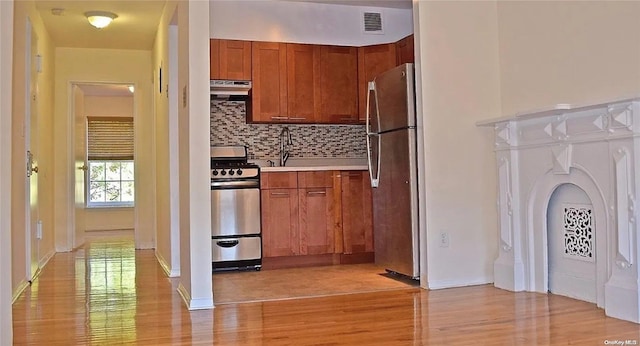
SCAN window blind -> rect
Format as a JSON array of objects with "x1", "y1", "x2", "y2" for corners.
[{"x1": 87, "y1": 117, "x2": 134, "y2": 160}]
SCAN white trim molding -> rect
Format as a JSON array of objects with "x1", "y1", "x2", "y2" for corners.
[{"x1": 479, "y1": 98, "x2": 640, "y2": 323}]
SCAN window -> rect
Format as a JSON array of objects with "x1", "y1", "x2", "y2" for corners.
[
  {"x1": 86, "y1": 117, "x2": 134, "y2": 207},
  {"x1": 88, "y1": 161, "x2": 134, "y2": 206}
]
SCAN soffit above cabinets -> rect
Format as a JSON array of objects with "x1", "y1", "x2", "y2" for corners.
[{"x1": 281, "y1": 0, "x2": 412, "y2": 9}]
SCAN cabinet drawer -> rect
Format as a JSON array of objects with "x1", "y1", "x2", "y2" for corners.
[
  {"x1": 261, "y1": 172, "x2": 298, "y2": 189},
  {"x1": 298, "y1": 171, "x2": 333, "y2": 188}
]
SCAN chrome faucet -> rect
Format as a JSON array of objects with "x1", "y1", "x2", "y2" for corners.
[{"x1": 279, "y1": 127, "x2": 293, "y2": 167}]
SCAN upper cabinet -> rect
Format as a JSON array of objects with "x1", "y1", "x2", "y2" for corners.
[
  {"x1": 396, "y1": 34, "x2": 415, "y2": 65},
  {"x1": 357, "y1": 43, "x2": 397, "y2": 122},
  {"x1": 286, "y1": 44, "x2": 321, "y2": 123},
  {"x1": 319, "y1": 46, "x2": 359, "y2": 124},
  {"x1": 222, "y1": 35, "x2": 415, "y2": 125},
  {"x1": 210, "y1": 39, "x2": 252, "y2": 80},
  {"x1": 250, "y1": 41, "x2": 288, "y2": 123}
]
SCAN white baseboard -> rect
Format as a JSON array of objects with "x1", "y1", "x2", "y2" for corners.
[
  {"x1": 177, "y1": 282, "x2": 214, "y2": 310},
  {"x1": 11, "y1": 280, "x2": 29, "y2": 304},
  {"x1": 39, "y1": 249, "x2": 56, "y2": 269},
  {"x1": 155, "y1": 251, "x2": 180, "y2": 277},
  {"x1": 427, "y1": 277, "x2": 493, "y2": 290}
]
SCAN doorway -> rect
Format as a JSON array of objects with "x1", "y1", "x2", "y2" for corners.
[
  {"x1": 547, "y1": 183, "x2": 597, "y2": 303},
  {"x1": 71, "y1": 83, "x2": 136, "y2": 247}
]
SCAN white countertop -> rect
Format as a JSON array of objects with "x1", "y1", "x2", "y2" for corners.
[{"x1": 251, "y1": 157, "x2": 368, "y2": 172}]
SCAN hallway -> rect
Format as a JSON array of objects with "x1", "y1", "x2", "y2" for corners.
[{"x1": 11, "y1": 234, "x2": 640, "y2": 345}]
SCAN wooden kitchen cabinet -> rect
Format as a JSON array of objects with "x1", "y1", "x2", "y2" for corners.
[
  {"x1": 286, "y1": 44, "x2": 321, "y2": 123},
  {"x1": 250, "y1": 41, "x2": 288, "y2": 123},
  {"x1": 396, "y1": 34, "x2": 415, "y2": 65},
  {"x1": 339, "y1": 171, "x2": 374, "y2": 256},
  {"x1": 357, "y1": 43, "x2": 397, "y2": 122},
  {"x1": 261, "y1": 170, "x2": 374, "y2": 267},
  {"x1": 298, "y1": 172, "x2": 335, "y2": 255},
  {"x1": 209, "y1": 39, "x2": 252, "y2": 80},
  {"x1": 261, "y1": 172, "x2": 299, "y2": 257},
  {"x1": 319, "y1": 45, "x2": 359, "y2": 124}
]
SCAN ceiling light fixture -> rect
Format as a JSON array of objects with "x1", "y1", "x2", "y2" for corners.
[{"x1": 84, "y1": 11, "x2": 117, "y2": 29}]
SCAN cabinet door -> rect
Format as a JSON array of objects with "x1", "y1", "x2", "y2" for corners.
[
  {"x1": 319, "y1": 46, "x2": 359, "y2": 124},
  {"x1": 299, "y1": 187, "x2": 335, "y2": 255},
  {"x1": 261, "y1": 188, "x2": 299, "y2": 257},
  {"x1": 357, "y1": 43, "x2": 397, "y2": 122},
  {"x1": 287, "y1": 44, "x2": 321, "y2": 123},
  {"x1": 396, "y1": 34, "x2": 415, "y2": 65},
  {"x1": 210, "y1": 39, "x2": 220, "y2": 80},
  {"x1": 250, "y1": 42, "x2": 288, "y2": 123},
  {"x1": 341, "y1": 171, "x2": 373, "y2": 254},
  {"x1": 210, "y1": 39, "x2": 252, "y2": 80}
]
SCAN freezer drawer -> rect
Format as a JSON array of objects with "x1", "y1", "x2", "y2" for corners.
[{"x1": 212, "y1": 236, "x2": 262, "y2": 262}]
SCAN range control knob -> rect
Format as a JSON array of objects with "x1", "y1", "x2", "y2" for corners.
[
  {"x1": 229, "y1": 170, "x2": 235, "y2": 176},
  {"x1": 212, "y1": 170, "x2": 219, "y2": 176},
  {"x1": 220, "y1": 170, "x2": 227, "y2": 176},
  {"x1": 237, "y1": 169, "x2": 243, "y2": 176}
]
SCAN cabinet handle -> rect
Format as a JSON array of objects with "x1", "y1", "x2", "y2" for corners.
[
  {"x1": 346, "y1": 172, "x2": 362, "y2": 177},
  {"x1": 289, "y1": 117, "x2": 307, "y2": 120},
  {"x1": 307, "y1": 191, "x2": 326, "y2": 196},
  {"x1": 270, "y1": 192, "x2": 290, "y2": 196},
  {"x1": 271, "y1": 116, "x2": 289, "y2": 120}
]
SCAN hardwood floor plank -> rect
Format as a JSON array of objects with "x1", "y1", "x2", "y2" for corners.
[{"x1": 12, "y1": 235, "x2": 640, "y2": 345}]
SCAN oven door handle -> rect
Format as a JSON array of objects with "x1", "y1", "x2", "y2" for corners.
[
  {"x1": 211, "y1": 180, "x2": 260, "y2": 188},
  {"x1": 216, "y1": 239, "x2": 240, "y2": 248}
]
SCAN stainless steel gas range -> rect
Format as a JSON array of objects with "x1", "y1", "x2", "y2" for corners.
[{"x1": 210, "y1": 146, "x2": 262, "y2": 272}]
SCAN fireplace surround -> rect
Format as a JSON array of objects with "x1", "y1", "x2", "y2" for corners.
[{"x1": 479, "y1": 98, "x2": 640, "y2": 323}]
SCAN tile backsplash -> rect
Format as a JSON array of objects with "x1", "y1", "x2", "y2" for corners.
[{"x1": 211, "y1": 100, "x2": 367, "y2": 159}]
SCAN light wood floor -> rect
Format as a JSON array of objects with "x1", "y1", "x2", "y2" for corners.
[
  {"x1": 213, "y1": 263, "x2": 418, "y2": 304},
  {"x1": 12, "y1": 234, "x2": 640, "y2": 345}
]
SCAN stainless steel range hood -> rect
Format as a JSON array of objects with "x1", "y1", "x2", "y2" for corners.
[{"x1": 210, "y1": 80, "x2": 252, "y2": 100}]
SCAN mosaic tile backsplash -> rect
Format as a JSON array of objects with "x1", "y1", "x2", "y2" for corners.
[{"x1": 211, "y1": 101, "x2": 367, "y2": 159}]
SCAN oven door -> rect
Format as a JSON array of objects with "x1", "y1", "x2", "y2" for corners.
[{"x1": 211, "y1": 186, "x2": 261, "y2": 237}]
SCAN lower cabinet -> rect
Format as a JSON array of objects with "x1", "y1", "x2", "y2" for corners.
[
  {"x1": 261, "y1": 170, "x2": 372, "y2": 268},
  {"x1": 340, "y1": 171, "x2": 374, "y2": 255},
  {"x1": 261, "y1": 188, "x2": 299, "y2": 257}
]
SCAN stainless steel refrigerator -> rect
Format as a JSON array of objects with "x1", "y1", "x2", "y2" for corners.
[{"x1": 366, "y1": 63, "x2": 420, "y2": 279}]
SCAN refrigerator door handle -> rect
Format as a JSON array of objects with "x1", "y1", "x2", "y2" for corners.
[
  {"x1": 366, "y1": 81, "x2": 381, "y2": 188},
  {"x1": 366, "y1": 81, "x2": 375, "y2": 135},
  {"x1": 366, "y1": 133, "x2": 380, "y2": 188}
]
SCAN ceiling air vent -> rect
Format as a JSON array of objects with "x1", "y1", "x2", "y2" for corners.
[{"x1": 363, "y1": 11, "x2": 383, "y2": 34}]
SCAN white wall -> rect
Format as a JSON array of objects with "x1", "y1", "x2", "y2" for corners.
[
  {"x1": 417, "y1": 1, "x2": 501, "y2": 289},
  {"x1": 210, "y1": 0, "x2": 413, "y2": 45},
  {"x1": 53, "y1": 48, "x2": 155, "y2": 250},
  {"x1": 497, "y1": 1, "x2": 640, "y2": 116},
  {"x1": 176, "y1": 0, "x2": 213, "y2": 310},
  {"x1": 0, "y1": 0, "x2": 13, "y2": 343}
]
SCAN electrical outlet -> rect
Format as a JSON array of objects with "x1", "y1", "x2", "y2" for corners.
[{"x1": 439, "y1": 232, "x2": 449, "y2": 248}]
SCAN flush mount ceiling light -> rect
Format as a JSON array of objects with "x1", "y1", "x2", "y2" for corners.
[{"x1": 84, "y1": 11, "x2": 117, "y2": 29}]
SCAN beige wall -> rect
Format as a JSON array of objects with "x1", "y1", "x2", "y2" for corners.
[
  {"x1": 83, "y1": 95, "x2": 135, "y2": 232},
  {"x1": 417, "y1": 1, "x2": 501, "y2": 288},
  {"x1": 12, "y1": 0, "x2": 56, "y2": 296},
  {"x1": 497, "y1": 1, "x2": 640, "y2": 115},
  {"x1": 1, "y1": 1, "x2": 14, "y2": 343},
  {"x1": 153, "y1": 1, "x2": 181, "y2": 277},
  {"x1": 54, "y1": 48, "x2": 155, "y2": 251}
]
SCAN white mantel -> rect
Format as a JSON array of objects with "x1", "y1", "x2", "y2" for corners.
[{"x1": 479, "y1": 98, "x2": 640, "y2": 323}]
